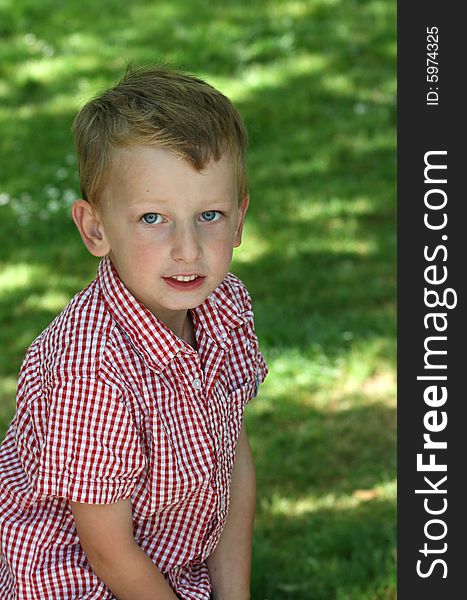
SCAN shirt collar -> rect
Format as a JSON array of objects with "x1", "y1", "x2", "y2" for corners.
[
  {"x1": 97, "y1": 257, "x2": 250, "y2": 372},
  {"x1": 192, "y1": 280, "x2": 251, "y2": 350}
]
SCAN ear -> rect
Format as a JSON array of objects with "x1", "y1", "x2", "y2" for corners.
[
  {"x1": 72, "y1": 200, "x2": 110, "y2": 257},
  {"x1": 233, "y1": 195, "x2": 250, "y2": 248}
]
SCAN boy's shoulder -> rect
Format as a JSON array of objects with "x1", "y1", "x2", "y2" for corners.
[
  {"x1": 24, "y1": 275, "x2": 114, "y2": 379},
  {"x1": 212, "y1": 272, "x2": 254, "y2": 315}
]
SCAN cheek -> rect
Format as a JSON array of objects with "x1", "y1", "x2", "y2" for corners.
[
  {"x1": 111, "y1": 233, "x2": 164, "y2": 274},
  {"x1": 210, "y1": 240, "x2": 234, "y2": 271},
  {"x1": 204, "y1": 228, "x2": 235, "y2": 254},
  {"x1": 130, "y1": 229, "x2": 168, "y2": 254}
]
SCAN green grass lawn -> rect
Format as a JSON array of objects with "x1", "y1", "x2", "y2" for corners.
[{"x1": 0, "y1": 1, "x2": 396, "y2": 597}]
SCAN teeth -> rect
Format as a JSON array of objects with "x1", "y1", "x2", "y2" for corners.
[{"x1": 172, "y1": 275, "x2": 198, "y2": 282}]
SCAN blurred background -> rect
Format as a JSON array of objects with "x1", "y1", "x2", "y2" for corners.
[{"x1": 0, "y1": 1, "x2": 396, "y2": 598}]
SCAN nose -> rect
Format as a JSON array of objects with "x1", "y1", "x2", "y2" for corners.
[{"x1": 170, "y1": 222, "x2": 203, "y2": 264}]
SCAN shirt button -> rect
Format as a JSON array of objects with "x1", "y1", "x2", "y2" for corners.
[{"x1": 192, "y1": 377, "x2": 202, "y2": 390}]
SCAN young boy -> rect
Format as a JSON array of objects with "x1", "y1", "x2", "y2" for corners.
[{"x1": 0, "y1": 65, "x2": 267, "y2": 599}]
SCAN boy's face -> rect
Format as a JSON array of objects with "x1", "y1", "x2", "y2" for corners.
[{"x1": 82, "y1": 145, "x2": 248, "y2": 328}]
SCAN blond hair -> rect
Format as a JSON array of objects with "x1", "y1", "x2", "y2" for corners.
[{"x1": 73, "y1": 65, "x2": 248, "y2": 206}]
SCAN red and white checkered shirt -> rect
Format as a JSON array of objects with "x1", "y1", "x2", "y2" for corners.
[{"x1": 0, "y1": 256, "x2": 267, "y2": 599}]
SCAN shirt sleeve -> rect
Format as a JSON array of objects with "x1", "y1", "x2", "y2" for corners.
[
  {"x1": 253, "y1": 347, "x2": 268, "y2": 397},
  {"x1": 234, "y1": 277, "x2": 269, "y2": 400},
  {"x1": 17, "y1": 376, "x2": 147, "y2": 505}
]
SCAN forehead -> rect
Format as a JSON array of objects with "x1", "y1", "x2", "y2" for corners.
[{"x1": 102, "y1": 145, "x2": 238, "y2": 205}]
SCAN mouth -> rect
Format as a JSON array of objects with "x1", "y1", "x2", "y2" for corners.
[
  {"x1": 169, "y1": 274, "x2": 200, "y2": 282},
  {"x1": 163, "y1": 274, "x2": 206, "y2": 291}
]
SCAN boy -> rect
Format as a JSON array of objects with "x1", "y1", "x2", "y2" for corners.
[{"x1": 0, "y1": 65, "x2": 267, "y2": 599}]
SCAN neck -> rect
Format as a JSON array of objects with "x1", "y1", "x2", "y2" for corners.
[
  {"x1": 159, "y1": 310, "x2": 196, "y2": 349},
  {"x1": 181, "y1": 312, "x2": 197, "y2": 349}
]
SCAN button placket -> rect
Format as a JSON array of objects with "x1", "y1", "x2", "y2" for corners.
[{"x1": 184, "y1": 349, "x2": 204, "y2": 393}]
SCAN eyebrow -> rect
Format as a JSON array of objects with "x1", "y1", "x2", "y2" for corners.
[{"x1": 130, "y1": 198, "x2": 234, "y2": 208}]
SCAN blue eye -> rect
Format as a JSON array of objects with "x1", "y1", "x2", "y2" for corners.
[
  {"x1": 201, "y1": 211, "x2": 220, "y2": 222},
  {"x1": 141, "y1": 213, "x2": 161, "y2": 224}
]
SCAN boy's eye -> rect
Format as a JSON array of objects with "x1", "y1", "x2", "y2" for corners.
[
  {"x1": 200, "y1": 211, "x2": 221, "y2": 222},
  {"x1": 141, "y1": 213, "x2": 162, "y2": 224}
]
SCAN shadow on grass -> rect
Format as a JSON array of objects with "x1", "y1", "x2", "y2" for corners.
[
  {"x1": 248, "y1": 398, "x2": 396, "y2": 599},
  {"x1": 252, "y1": 497, "x2": 396, "y2": 599},
  {"x1": 248, "y1": 396, "x2": 395, "y2": 499}
]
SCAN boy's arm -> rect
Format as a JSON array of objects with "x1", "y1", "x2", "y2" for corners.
[
  {"x1": 207, "y1": 421, "x2": 256, "y2": 600},
  {"x1": 70, "y1": 498, "x2": 177, "y2": 600}
]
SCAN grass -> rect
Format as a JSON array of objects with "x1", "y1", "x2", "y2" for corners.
[{"x1": 0, "y1": 1, "x2": 396, "y2": 598}]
